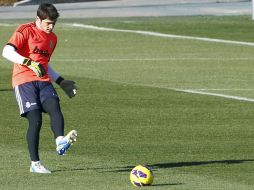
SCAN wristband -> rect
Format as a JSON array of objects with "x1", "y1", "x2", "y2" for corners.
[{"x1": 56, "y1": 76, "x2": 64, "y2": 85}]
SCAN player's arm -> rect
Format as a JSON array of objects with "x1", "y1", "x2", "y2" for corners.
[
  {"x1": 48, "y1": 64, "x2": 77, "y2": 98},
  {"x1": 2, "y1": 44, "x2": 46, "y2": 77}
]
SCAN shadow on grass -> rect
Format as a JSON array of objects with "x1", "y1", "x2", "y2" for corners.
[
  {"x1": 0, "y1": 89, "x2": 12, "y2": 91},
  {"x1": 52, "y1": 169, "x2": 183, "y2": 187},
  {"x1": 152, "y1": 183, "x2": 183, "y2": 187},
  {"x1": 52, "y1": 159, "x2": 253, "y2": 187},
  {"x1": 104, "y1": 159, "x2": 254, "y2": 172},
  {"x1": 52, "y1": 159, "x2": 254, "y2": 173}
]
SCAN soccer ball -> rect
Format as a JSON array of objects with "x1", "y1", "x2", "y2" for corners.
[{"x1": 130, "y1": 165, "x2": 154, "y2": 187}]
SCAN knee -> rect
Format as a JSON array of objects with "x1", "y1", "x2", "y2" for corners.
[
  {"x1": 26, "y1": 109, "x2": 42, "y2": 128},
  {"x1": 43, "y1": 98, "x2": 62, "y2": 115}
]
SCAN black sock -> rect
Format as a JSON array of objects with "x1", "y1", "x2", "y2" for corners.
[{"x1": 26, "y1": 109, "x2": 42, "y2": 161}]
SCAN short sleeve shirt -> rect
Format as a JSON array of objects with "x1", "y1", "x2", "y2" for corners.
[{"x1": 7, "y1": 22, "x2": 57, "y2": 87}]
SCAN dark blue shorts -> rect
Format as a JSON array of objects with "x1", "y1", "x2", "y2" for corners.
[{"x1": 14, "y1": 81, "x2": 59, "y2": 116}]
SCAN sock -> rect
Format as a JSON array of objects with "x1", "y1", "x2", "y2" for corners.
[
  {"x1": 56, "y1": 136, "x2": 65, "y2": 145},
  {"x1": 31, "y1": 161, "x2": 40, "y2": 166}
]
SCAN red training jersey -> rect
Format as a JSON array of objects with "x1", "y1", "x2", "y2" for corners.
[{"x1": 7, "y1": 22, "x2": 57, "y2": 87}]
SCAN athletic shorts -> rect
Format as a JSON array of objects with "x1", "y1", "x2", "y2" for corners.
[{"x1": 14, "y1": 81, "x2": 59, "y2": 116}]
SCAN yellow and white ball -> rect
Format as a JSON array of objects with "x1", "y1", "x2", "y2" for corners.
[{"x1": 130, "y1": 165, "x2": 154, "y2": 187}]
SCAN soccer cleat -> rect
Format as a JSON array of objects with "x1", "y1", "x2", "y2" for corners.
[
  {"x1": 30, "y1": 161, "x2": 51, "y2": 174},
  {"x1": 56, "y1": 130, "x2": 77, "y2": 155}
]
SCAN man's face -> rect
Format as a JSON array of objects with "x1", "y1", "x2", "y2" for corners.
[{"x1": 36, "y1": 16, "x2": 56, "y2": 34}]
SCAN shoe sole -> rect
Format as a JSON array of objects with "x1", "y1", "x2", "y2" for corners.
[
  {"x1": 30, "y1": 167, "x2": 51, "y2": 174},
  {"x1": 66, "y1": 130, "x2": 77, "y2": 144}
]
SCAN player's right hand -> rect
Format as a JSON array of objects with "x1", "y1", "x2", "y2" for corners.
[{"x1": 23, "y1": 58, "x2": 46, "y2": 78}]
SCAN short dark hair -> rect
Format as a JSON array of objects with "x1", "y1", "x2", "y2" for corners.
[{"x1": 37, "y1": 3, "x2": 59, "y2": 21}]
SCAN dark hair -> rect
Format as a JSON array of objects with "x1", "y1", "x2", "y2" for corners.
[{"x1": 37, "y1": 3, "x2": 59, "y2": 21}]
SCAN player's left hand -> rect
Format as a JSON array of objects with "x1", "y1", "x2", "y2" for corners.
[{"x1": 59, "y1": 80, "x2": 77, "y2": 98}]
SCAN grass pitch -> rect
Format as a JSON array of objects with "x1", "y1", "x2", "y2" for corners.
[{"x1": 1, "y1": 15, "x2": 254, "y2": 189}]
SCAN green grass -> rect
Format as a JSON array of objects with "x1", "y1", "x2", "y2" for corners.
[{"x1": 1, "y1": 15, "x2": 254, "y2": 189}]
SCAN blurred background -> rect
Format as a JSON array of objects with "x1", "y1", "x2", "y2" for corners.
[
  {"x1": 0, "y1": 0, "x2": 252, "y2": 19},
  {"x1": 0, "y1": 0, "x2": 251, "y2": 6},
  {"x1": 0, "y1": 0, "x2": 111, "y2": 6}
]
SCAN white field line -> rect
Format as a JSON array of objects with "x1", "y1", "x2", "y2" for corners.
[
  {"x1": 191, "y1": 89, "x2": 254, "y2": 91},
  {"x1": 72, "y1": 73, "x2": 254, "y2": 103},
  {"x1": 175, "y1": 89, "x2": 254, "y2": 102},
  {"x1": 67, "y1": 23, "x2": 254, "y2": 46},
  {"x1": 0, "y1": 23, "x2": 17, "y2": 27},
  {"x1": 91, "y1": 75, "x2": 254, "y2": 102},
  {"x1": 64, "y1": 23, "x2": 254, "y2": 102},
  {"x1": 112, "y1": 78, "x2": 254, "y2": 102}
]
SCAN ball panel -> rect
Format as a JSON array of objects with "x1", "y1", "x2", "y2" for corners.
[{"x1": 130, "y1": 165, "x2": 154, "y2": 187}]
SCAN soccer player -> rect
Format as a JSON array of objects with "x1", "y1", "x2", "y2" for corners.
[{"x1": 2, "y1": 3, "x2": 77, "y2": 174}]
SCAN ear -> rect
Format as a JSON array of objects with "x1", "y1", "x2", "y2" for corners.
[{"x1": 36, "y1": 16, "x2": 41, "y2": 23}]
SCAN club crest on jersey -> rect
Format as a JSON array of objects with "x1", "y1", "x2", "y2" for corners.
[
  {"x1": 49, "y1": 40, "x2": 54, "y2": 49},
  {"x1": 33, "y1": 46, "x2": 50, "y2": 58}
]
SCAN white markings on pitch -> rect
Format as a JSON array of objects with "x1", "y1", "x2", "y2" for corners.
[
  {"x1": 0, "y1": 23, "x2": 17, "y2": 27},
  {"x1": 65, "y1": 23, "x2": 254, "y2": 102},
  {"x1": 188, "y1": 89, "x2": 254, "y2": 91},
  {"x1": 67, "y1": 23, "x2": 254, "y2": 46},
  {"x1": 173, "y1": 89, "x2": 254, "y2": 102}
]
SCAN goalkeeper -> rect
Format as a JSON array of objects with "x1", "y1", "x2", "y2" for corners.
[{"x1": 2, "y1": 3, "x2": 77, "y2": 174}]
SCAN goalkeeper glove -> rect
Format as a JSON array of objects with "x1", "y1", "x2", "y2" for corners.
[
  {"x1": 23, "y1": 58, "x2": 46, "y2": 78},
  {"x1": 56, "y1": 77, "x2": 77, "y2": 98}
]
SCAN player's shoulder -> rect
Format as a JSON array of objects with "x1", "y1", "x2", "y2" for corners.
[
  {"x1": 16, "y1": 22, "x2": 36, "y2": 33},
  {"x1": 51, "y1": 31, "x2": 57, "y2": 38}
]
